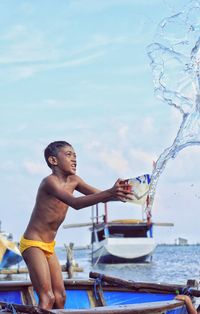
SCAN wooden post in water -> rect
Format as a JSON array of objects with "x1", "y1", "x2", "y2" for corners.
[{"x1": 65, "y1": 243, "x2": 74, "y2": 279}]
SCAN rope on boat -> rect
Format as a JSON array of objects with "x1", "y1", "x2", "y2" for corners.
[
  {"x1": 92, "y1": 246, "x2": 105, "y2": 267},
  {"x1": 0, "y1": 303, "x2": 17, "y2": 314},
  {"x1": 181, "y1": 287, "x2": 193, "y2": 296},
  {"x1": 93, "y1": 273, "x2": 103, "y2": 300}
]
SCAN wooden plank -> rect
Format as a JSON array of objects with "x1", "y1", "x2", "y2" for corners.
[
  {"x1": 27, "y1": 286, "x2": 37, "y2": 306},
  {"x1": 0, "y1": 280, "x2": 32, "y2": 288},
  {"x1": 89, "y1": 271, "x2": 200, "y2": 296},
  {"x1": 87, "y1": 290, "x2": 96, "y2": 308},
  {"x1": 63, "y1": 223, "x2": 92, "y2": 229},
  {"x1": 53, "y1": 300, "x2": 185, "y2": 314},
  {"x1": 0, "y1": 268, "x2": 28, "y2": 274},
  {"x1": 92, "y1": 286, "x2": 106, "y2": 307},
  {"x1": 0, "y1": 301, "x2": 52, "y2": 314},
  {"x1": 61, "y1": 265, "x2": 84, "y2": 273},
  {"x1": 153, "y1": 222, "x2": 174, "y2": 227},
  {"x1": 0, "y1": 265, "x2": 83, "y2": 277},
  {"x1": 0, "y1": 298, "x2": 186, "y2": 314}
]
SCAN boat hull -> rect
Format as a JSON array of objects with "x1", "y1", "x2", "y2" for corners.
[
  {"x1": 0, "y1": 275, "x2": 191, "y2": 314},
  {"x1": 92, "y1": 252, "x2": 151, "y2": 264},
  {"x1": 92, "y1": 237, "x2": 156, "y2": 264}
]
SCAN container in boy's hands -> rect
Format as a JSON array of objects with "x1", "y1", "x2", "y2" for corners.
[{"x1": 123, "y1": 174, "x2": 151, "y2": 205}]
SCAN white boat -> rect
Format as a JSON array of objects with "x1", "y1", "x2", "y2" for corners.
[
  {"x1": 91, "y1": 219, "x2": 156, "y2": 264},
  {"x1": 64, "y1": 206, "x2": 158, "y2": 265},
  {"x1": 63, "y1": 215, "x2": 157, "y2": 264},
  {"x1": 63, "y1": 206, "x2": 173, "y2": 265}
]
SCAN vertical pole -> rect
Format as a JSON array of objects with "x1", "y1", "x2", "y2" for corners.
[
  {"x1": 104, "y1": 203, "x2": 108, "y2": 224},
  {"x1": 91, "y1": 206, "x2": 94, "y2": 265},
  {"x1": 96, "y1": 204, "x2": 99, "y2": 224}
]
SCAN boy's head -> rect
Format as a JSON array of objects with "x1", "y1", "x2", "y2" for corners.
[{"x1": 44, "y1": 141, "x2": 72, "y2": 168}]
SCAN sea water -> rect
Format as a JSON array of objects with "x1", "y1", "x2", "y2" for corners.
[
  {"x1": 145, "y1": 0, "x2": 200, "y2": 216},
  {"x1": 54, "y1": 245, "x2": 200, "y2": 285},
  {"x1": 1, "y1": 245, "x2": 200, "y2": 285}
]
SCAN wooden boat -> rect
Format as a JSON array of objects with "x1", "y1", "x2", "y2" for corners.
[
  {"x1": 0, "y1": 271, "x2": 199, "y2": 313},
  {"x1": 64, "y1": 207, "x2": 173, "y2": 265},
  {"x1": 91, "y1": 217, "x2": 156, "y2": 264},
  {"x1": 64, "y1": 204, "x2": 157, "y2": 265},
  {"x1": 0, "y1": 234, "x2": 22, "y2": 269}
]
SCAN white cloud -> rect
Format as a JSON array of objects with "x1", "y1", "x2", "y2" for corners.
[
  {"x1": 23, "y1": 161, "x2": 47, "y2": 175},
  {"x1": 44, "y1": 99, "x2": 71, "y2": 109},
  {"x1": 69, "y1": 0, "x2": 160, "y2": 12},
  {"x1": 113, "y1": 64, "x2": 149, "y2": 76},
  {"x1": 118, "y1": 124, "x2": 129, "y2": 140},
  {"x1": 2, "y1": 25, "x2": 26, "y2": 40},
  {"x1": 0, "y1": 16, "x2": 146, "y2": 82},
  {"x1": 129, "y1": 149, "x2": 156, "y2": 174},
  {"x1": 140, "y1": 117, "x2": 155, "y2": 135},
  {"x1": 1, "y1": 26, "x2": 58, "y2": 64},
  {"x1": 4, "y1": 51, "x2": 105, "y2": 81},
  {"x1": 0, "y1": 161, "x2": 16, "y2": 171},
  {"x1": 99, "y1": 149, "x2": 130, "y2": 174},
  {"x1": 20, "y1": 2, "x2": 35, "y2": 15},
  {"x1": 86, "y1": 140, "x2": 101, "y2": 150},
  {"x1": 8, "y1": 66, "x2": 37, "y2": 79},
  {"x1": 68, "y1": 34, "x2": 128, "y2": 58},
  {"x1": 162, "y1": 146, "x2": 200, "y2": 182},
  {"x1": 86, "y1": 136, "x2": 155, "y2": 177}
]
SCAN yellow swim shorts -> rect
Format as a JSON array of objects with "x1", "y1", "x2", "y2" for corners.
[{"x1": 19, "y1": 236, "x2": 56, "y2": 258}]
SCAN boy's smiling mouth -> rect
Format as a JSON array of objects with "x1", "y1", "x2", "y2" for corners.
[{"x1": 71, "y1": 163, "x2": 76, "y2": 170}]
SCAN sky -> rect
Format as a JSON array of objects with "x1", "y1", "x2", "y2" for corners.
[{"x1": 1, "y1": 0, "x2": 200, "y2": 247}]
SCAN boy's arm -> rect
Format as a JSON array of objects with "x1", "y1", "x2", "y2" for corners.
[
  {"x1": 75, "y1": 176, "x2": 101, "y2": 195},
  {"x1": 45, "y1": 177, "x2": 131, "y2": 210}
]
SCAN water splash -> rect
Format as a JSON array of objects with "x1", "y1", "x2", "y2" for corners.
[{"x1": 145, "y1": 0, "x2": 200, "y2": 215}]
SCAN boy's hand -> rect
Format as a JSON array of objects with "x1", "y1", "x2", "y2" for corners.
[
  {"x1": 108, "y1": 179, "x2": 133, "y2": 202},
  {"x1": 175, "y1": 295, "x2": 191, "y2": 304}
]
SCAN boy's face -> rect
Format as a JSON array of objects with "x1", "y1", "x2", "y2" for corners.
[{"x1": 50, "y1": 145, "x2": 77, "y2": 175}]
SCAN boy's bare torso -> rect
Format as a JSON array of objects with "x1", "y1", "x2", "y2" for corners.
[{"x1": 24, "y1": 174, "x2": 78, "y2": 243}]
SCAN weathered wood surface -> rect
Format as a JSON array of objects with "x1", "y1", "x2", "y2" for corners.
[
  {"x1": 53, "y1": 300, "x2": 185, "y2": 314},
  {"x1": 89, "y1": 271, "x2": 200, "y2": 296},
  {"x1": 0, "y1": 301, "x2": 52, "y2": 314},
  {"x1": 61, "y1": 265, "x2": 83, "y2": 273},
  {"x1": 63, "y1": 222, "x2": 92, "y2": 229},
  {"x1": 0, "y1": 265, "x2": 83, "y2": 276},
  {"x1": 0, "y1": 268, "x2": 28, "y2": 274},
  {"x1": 0, "y1": 300, "x2": 185, "y2": 314}
]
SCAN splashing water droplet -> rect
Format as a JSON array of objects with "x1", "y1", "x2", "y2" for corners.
[{"x1": 145, "y1": 1, "x2": 200, "y2": 215}]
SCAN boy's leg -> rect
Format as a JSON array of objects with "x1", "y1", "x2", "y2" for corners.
[
  {"x1": 22, "y1": 247, "x2": 55, "y2": 309},
  {"x1": 47, "y1": 252, "x2": 66, "y2": 309}
]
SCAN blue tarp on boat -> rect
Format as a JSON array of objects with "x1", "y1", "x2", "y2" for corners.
[
  {"x1": 0, "y1": 290, "x2": 22, "y2": 304},
  {"x1": 34, "y1": 290, "x2": 176, "y2": 309},
  {"x1": 103, "y1": 291, "x2": 175, "y2": 306}
]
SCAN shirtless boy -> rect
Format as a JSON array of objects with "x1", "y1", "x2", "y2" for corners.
[{"x1": 19, "y1": 141, "x2": 132, "y2": 310}]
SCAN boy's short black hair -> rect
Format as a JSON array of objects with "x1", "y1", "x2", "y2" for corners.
[{"x1": 44, "y1": 141, "x2": 72, "y2": 168}]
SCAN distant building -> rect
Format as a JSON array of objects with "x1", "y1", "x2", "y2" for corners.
[{"x1": 175, "y1": 237, "x2": 188, "y2": 245}]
